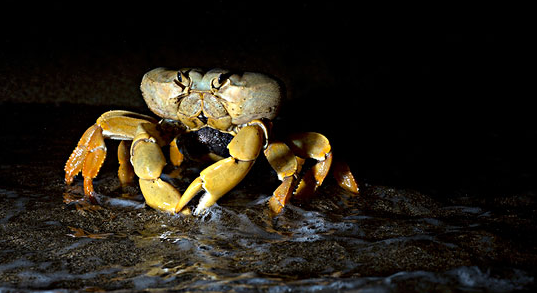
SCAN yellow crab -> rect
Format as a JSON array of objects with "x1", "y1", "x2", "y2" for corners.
[{"x1": 65, "y1": 67, "x2": 358, "y2": 215}]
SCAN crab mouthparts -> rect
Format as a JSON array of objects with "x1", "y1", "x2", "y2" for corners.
[{"x1": 198, "y1": 112, "x2": 208, "y2": 124}]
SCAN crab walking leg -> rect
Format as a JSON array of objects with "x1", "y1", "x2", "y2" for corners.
[
  {"x1": 288, "y1": 132, "x2": 359, "y2": 198},
  {"x1": 163, "y1": 137, "x2": 186, "y2": 179},
  {"x1": 169, "y1": 138, "x2": 184, "y2": 167},
  {"x1": 287, "y1": 132, "x2": 334, "y2": 201},
  {"x1": 117, "y1": 140, "x2": 135, "y2": 187},
  {"x1": 264, "y1": 141, "x2": 299, "y2": 214},
  {"x1": 293, "y1": 152, "x2": 333, "y2": 200},
  {"x1": 81, "y1": 127, "x2": 107, "y2": 197},
  {"x1": 65, "y1": 110, "x2": 158, "y2": 200},
  {"x1": 96, "y1": 110, "x2": 158, "y2": 140},
  {"x1": 332, "y1": 160, "x2": 359, "y2": 194},
  {"x1": 64, "y1": 124, "x2": 107, "y2": 203},
  {"x1": 176, "y1": 124, "x2": 265, "y2": 214},
  {"x1": 65, "y1": 124, "x2": 102, "y2": 186}
]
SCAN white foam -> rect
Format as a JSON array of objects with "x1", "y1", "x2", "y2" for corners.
[
  {"x1": 450, "y1": 266, "x2": 534, "y2": 292},
  {"x1": 280, "y1": 205, "x2": 365, "y2": 242},
  {"x1": 194, "y1": 192, "x2": 216, "y2": 216}
]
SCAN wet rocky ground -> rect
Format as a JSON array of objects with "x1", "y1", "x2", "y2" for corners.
[{"x1": 1, "y1": 104, "x2": 536, "y2": 292}]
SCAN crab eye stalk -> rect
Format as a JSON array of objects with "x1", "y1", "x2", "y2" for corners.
[
  {"x1": 174, "y1": 70, "x2": 190, "y2": 90},
  {"x1": 211, "y1": 73, "x2": 232, "y2": 90}
]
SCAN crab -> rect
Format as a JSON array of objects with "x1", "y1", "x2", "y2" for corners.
[{"x1": 65, "y1": 67, "x2": 359, "y2": 215}]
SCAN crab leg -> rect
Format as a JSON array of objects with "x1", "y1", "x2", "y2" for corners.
[
  {"x1": 117, "y1": 140, "x2": 135, "y2": 187},
  {"x1": 332, "y1": 161, "x2": 359, "y2": 194},
  {"x1": 289, "y1": 132, "x2": 360, "y2": 197},
  {"x1": 129, "y1": 123, "x2": 184, "y2": 213},
  {"x1": 176, "y1": 123, "x2": 265, "y2": 214},
  {"x1": 96, "y1": 111, "x2": 158, "y2": 140},
  {"x1": 264, "y1": 141, "x2": 299, "y2": 213},
  {"x1": 64, "y1": 124, "x2": 107, "y2": 202},
  {"x1": 264, "y1": 132, "x2": 332, "y2": 213},
  {"x1": 65, "y1": 124, "x2": 102, "y2": 187},
  {"x1": 64, "y1": 110, "x2": 157, "y2": 201},
  {"x1": 169, "y1": 138, "x2": 184, "y2": 167},
  {"x1": 287, "y1": 132, "x2": 333, "y2": 199},
  {"x1": 264, "y1": 132, "x2": 359, "y2": 214}
]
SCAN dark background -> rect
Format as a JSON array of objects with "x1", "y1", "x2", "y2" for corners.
[{"x1": 1, "y1": 2, "x2": 533, "y2": 198}]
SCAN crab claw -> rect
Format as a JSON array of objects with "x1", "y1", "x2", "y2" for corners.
[
  {"x1": 175, "y1": 123, "x2": 265, "y2": 214},
  {"x1": 129, "y1": 122, "x2": 185, "y2": 213}
]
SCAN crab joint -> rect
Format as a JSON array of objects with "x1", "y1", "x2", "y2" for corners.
[
  {"x1": 264, "y1": 141, "x2": 298, "y2": 181},
  {"x1": 288, "y1": 132, "x2": 331, "y2": 161}
]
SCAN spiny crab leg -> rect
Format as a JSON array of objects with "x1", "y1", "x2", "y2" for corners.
[
  {"x1": 265, "y1": 132, "x2": 359, "y2": 214},
  {"x1": 264, "y1": 141, "x2": 298, "y2": 213},
  {"x1": 64, "y1": 110, "x2": 158, "y2": 202},
  {"x1": 289, "y1": 132, "x2": 360, "y2": 198},
  {"x1": 65, "y1": 124, "x2": 101, "y2": 187},
  {"x1": 293, "y1": 151, "x2": 333, "y2": 200},
  {"x1": 175, "y1": 122, "x2": 266, "y2": 214},
  {"x1": 64, "y1": 124, "x2": 106, "y2": 202}
]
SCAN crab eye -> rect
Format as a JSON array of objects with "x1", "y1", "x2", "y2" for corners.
[
  {"x1": 211, "y1": 73, "x2": 232, "y2": 89},
  {"x1": 174, "y1": 70, "x2": 190, "y2": 90},
  {"x1": 218, "y1": 73, "x2": 227, "y2": 85}
]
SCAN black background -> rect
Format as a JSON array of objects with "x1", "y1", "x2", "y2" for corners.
[{"x1": 1, "y1": 2, "x2": 533, "y2": 198}]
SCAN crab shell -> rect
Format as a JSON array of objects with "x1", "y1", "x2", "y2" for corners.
[{"x1": 140, "y1": 67, "x2": 282, "y2": 132}]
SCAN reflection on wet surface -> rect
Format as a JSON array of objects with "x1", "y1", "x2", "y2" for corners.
[
  {"x1": 1, "y1": 183, "x2": 536, "y2": 292},
  {"x1": 1, "y1": 104, "x2": 536, "y2": 292}
]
